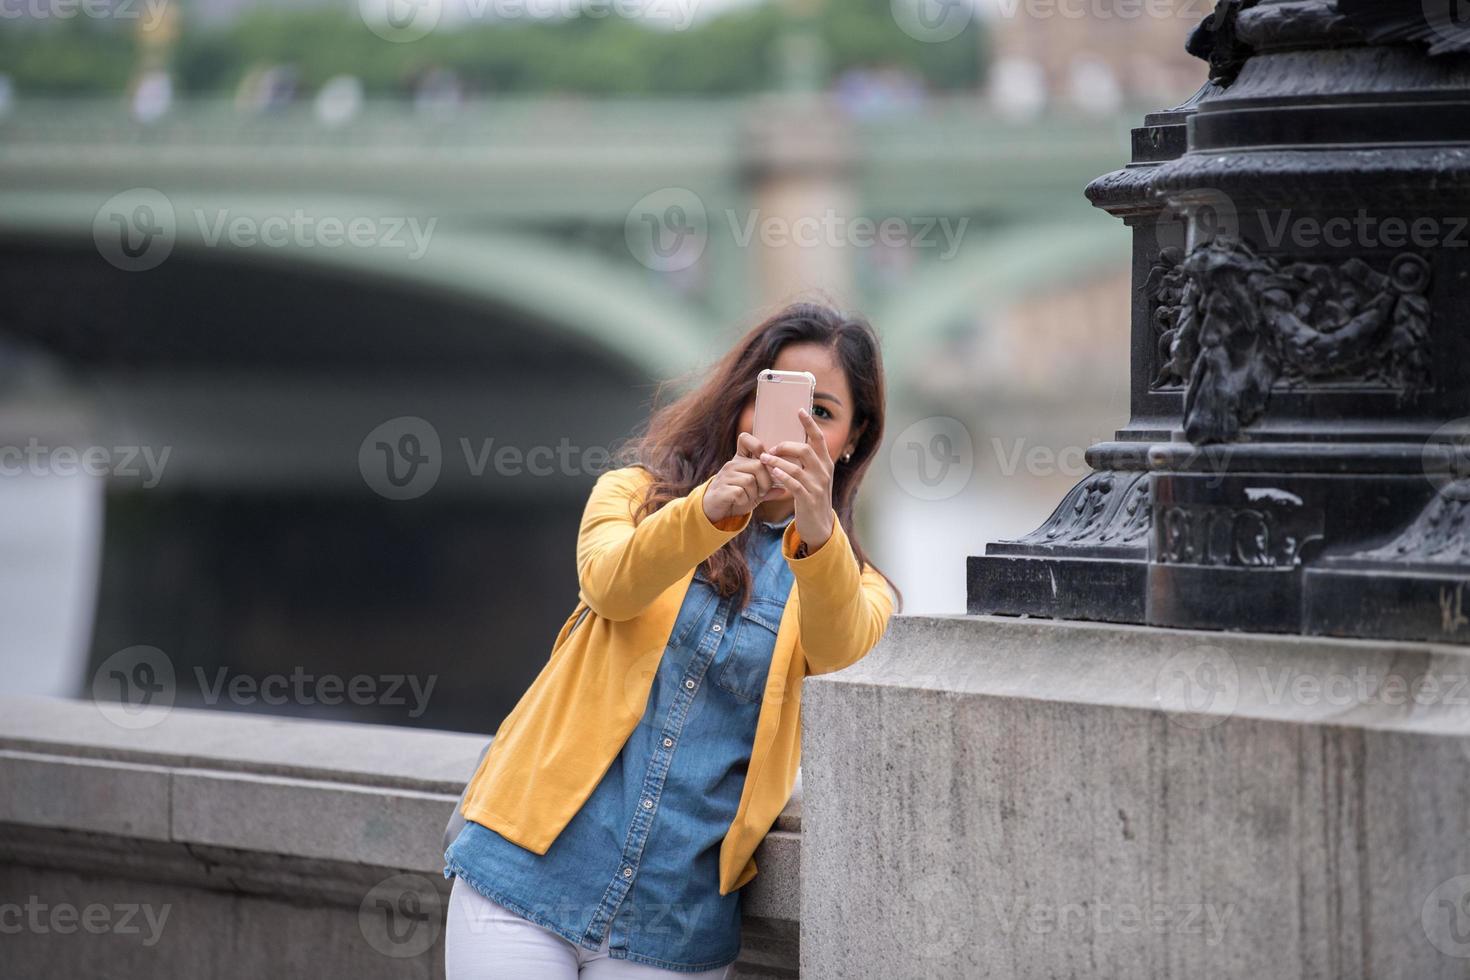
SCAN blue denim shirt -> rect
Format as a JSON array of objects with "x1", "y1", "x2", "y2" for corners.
[{"x1": 443, "y1": 511, "x2": 796, "y2": 973}]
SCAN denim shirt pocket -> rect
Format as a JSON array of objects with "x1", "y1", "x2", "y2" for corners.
[
  {"x1": 713, "y1": 598, "x2": 783, "y2": 703},
  {"x1": 676, "y1": 568, "x2": 718, "y2": 649}
]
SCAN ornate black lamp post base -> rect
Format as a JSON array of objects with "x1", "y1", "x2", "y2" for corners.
[{"x1": 969, "y1": 0, "x2": 1470, "y2": 644}]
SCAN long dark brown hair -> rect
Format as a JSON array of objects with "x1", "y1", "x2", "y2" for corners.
[{"x1": 611, "y1": 302, "x2": 902, "y2": 613}]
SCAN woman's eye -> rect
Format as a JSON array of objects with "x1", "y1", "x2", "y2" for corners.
[{"x1": 812, "y1": 405, "x2": 833, "y2": 420}]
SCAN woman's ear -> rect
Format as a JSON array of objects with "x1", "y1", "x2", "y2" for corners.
[{"x1": 840, "y1": 420, "x2": 867, "y2": 462}]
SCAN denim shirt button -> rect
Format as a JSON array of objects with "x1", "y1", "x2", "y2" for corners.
[
  {"x1": 622, "y1": 866, "x2": 633, "y2": 878},
  {"x1": 683, "y1": 678, "x2": 695, "y2": 689},
  {"x1": 711, "y1": 624, "x2": 722, "y2": 633},
  {"x1": 642, "y1": 798, "x2": 654, "y2": 810},
  {"x1": 663, "y1": 737, "x2": 673, "y2": 747}
]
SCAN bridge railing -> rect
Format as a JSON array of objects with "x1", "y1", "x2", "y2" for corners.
[{"x1": 0, "y1": 93, "x2": 1137, "y2": 152}]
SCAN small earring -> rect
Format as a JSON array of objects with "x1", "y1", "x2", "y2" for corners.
[{"x1": 841, "y1": 452, "x2": 852, "y2": 462}]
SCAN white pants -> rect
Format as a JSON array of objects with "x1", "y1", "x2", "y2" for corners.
[{"x1": 445, "y1": 875, "x2": 735, "y2": 980}]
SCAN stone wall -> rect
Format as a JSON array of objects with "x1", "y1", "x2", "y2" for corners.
[
  {"x1": 801, "y1": 615, "x2": 1470, "y2": 979},
  {"x1": 16, "y1": 613, "x2": 1466, "y2": 979},
  {"x1": 0, "y1": 696, "x2": 799, "y2": 977}
]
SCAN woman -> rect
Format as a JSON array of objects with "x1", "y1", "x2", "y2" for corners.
[{"x1": 442, "y1": 302, "x2": 901, "y2": 977}]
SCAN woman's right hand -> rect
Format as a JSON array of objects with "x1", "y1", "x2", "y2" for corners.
[{"x1": 702, "y1": 432, "x2": 775, "y2": 524}]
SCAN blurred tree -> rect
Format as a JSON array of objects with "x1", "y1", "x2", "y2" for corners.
[
  {"x1": 0, "y1": 20, "x2": 135, "y2": 94},
  {"x1": 0, "y1": 0, "x2": 983, "y2": 98}
]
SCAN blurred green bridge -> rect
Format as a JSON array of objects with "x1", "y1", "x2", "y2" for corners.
[
  {"x1": 0, "y1": 94, "x2": 1131, "y2": 382},
  {"x1": 0, "y1": 94, "x2": 1134, "y2": 732}
]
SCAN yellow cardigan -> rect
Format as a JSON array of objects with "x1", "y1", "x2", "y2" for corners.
[{"x1": 459, "y1": 463, "x2": 896, "y2": 896}]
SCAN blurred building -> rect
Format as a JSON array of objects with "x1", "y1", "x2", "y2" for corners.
[{"x1": 983, "y1": 0, "x2": 1204, "y2": 116}]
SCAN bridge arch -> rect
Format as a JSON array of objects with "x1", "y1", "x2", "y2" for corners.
[{"x1": 0, "y1": 190, "x2": 713, "y2": 378}]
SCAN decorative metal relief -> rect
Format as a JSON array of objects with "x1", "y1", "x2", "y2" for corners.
[
  {"x1": 1143, "y1": 247, "x2": 1191, "y2": 391},
  {"x1": 1356, "y1": 485, "x2": 1470, "y2": 566},
  {"x1": 1144, "y1": 237, "x2": 1432, "y2": 444},
  {"x1": 1154, "y1": 502, "x2": 1322, "y2": 569},
  {"x1": 1015, "y1": 470, "x2": 1151, "y2": 550}
]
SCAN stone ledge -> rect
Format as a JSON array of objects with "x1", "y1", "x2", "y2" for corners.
[
  {"x1": 0, "y1": 694, "x2": 801, "y2": 925},
  {"x1": 0, "y1": 694, "x2": 490, "y2": 794},
  {"x1": 828, "y1": 614, "x2": 1470, "y2": 734}
]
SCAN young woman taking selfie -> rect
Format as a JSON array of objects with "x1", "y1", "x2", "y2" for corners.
[{"x1": 442, "y1": 302, "x2": 901, "y2": 977}]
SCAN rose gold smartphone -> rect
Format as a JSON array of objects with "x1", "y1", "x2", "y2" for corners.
[{"x1": 752, "y1": 369, "x2": 816, "y2": 450}]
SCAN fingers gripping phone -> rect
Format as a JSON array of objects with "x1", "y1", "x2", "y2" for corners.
[{"x1": 752, "y1": 369, "x2": 816, "y2": 451}]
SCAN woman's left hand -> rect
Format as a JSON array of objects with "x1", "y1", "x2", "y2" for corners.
[{"x1": 759, "y1": 408, "x2": 836, "y2": 553}]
